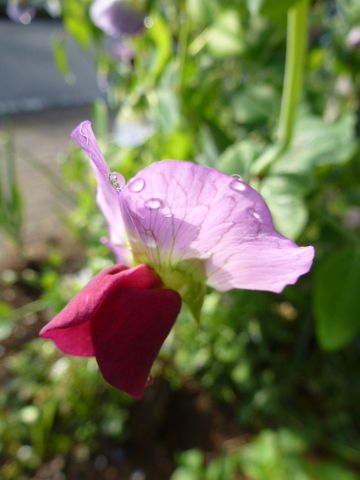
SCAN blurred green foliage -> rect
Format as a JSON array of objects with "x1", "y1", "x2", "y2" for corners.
[{"x1": 1, "y1": 0, "x2": 360, "y2": 478}]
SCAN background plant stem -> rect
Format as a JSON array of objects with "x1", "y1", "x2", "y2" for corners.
[
  {"x1": 277, "y1": 0, "x2": 309, "y2": 148},
  {"x1": 253, "y1": 0, "x2": 309, "y2": 176}
]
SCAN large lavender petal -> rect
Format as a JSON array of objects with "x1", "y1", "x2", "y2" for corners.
[
  {"x1": 121, "y1": 161, "x2": 314, "y2": 293},
  {"x1": 71, "y1": 121, "x2": 130, "y2": 264}
]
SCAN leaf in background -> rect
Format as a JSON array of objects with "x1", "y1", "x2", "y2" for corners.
[
  {"x1": 273, "y1": 115, "x2": 356, "y2": 174},
  {"x1": 147, "y1": 15, "x2": 172, "y2": 80},
  {"x1": 260, "y1": 173, "x2": 311, "y2": 239},
  {"x1": 92, "y1": 99, "x2": 109, "y2": 138},
  {"x1": 314, "y1": 248, "x2": 360, "y2": 351},
  {"x1": 0, "y1": 124, "x2": 23, "y2": 246},
  {"x1": 0, "y1": 301, "x2": 14, "y2": 341},
  {"x1": 52, "y1": 35, "x2": 72, "y2": 80},
  {"x1": 149, "y1": 89, "x2": 180, "y2": 133},
  {"x1": 232, "y1": 84, "x2": 279, "y2": 126},
  {"x1": 207, "y1": 10, "x2": 244, "y2": 58},
  {"x1": 63, "y1": 0, "x2": 93, "y2": 48},
  {"x1": 186, "y1": 0, "x2": 219, "y2": 25},
  {"x1": 218, "y1": 140, "x2": 260, "y2": 180},
  {"x1": 305, "y1": 461, "x2": 360, "y2": 480},
  {"x1": 247, "y1": 0, "x2": 300, "y2": 21}
]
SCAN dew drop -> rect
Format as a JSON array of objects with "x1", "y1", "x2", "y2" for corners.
[
  {"x1": 247, "y1": 207, "x2": 262, "y2": 222},
  {"x1": 145, "y1": 198, "x2": 164, "y2": 210},
  {"x1": 108, "y1": 172, "x2": 123, "y2": 192},
  {"x1": 144, "y1": 230, "x2": 157, "y2": 248},
  {"x1": 231, "y1": 174, "x2": 243, "y2": 180},
  {"x1": 230, "y1": 178, "x2": 247, "y2": 192},
  {"x1": 161, "y1": 207, "x2": 173, "y2": 218},
  {"x1": 129, "y1": 177, "x2": 145, "y2": 193}
]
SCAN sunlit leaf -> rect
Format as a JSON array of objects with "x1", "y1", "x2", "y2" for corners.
[
  {"x1": 207, "y1": 10, "x2": 244, "y2": 57},
  {"x1": 314, "y1": 248, "x2": 360, "y2": 350},
  {"x1": 260, "y1": 174, "x2": 310, "y2": 239}
]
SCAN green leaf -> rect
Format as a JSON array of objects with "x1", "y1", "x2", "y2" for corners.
[
  {"x1": 52, "y1": 35, "x2": 71, "y2": 78},
  {"x1": 314, "y1": 248, "x2": 360, "y2": 351},
  {"x1": 207, "y1": 10, "x2": 244, "y2": 58},
  {"x1": 92, "y1": 99, "x2": 108, "y2": 138},
  {"x1": 305, "y1": 461, "x2": 360, "y2": 480},
  {"x1": 232, "y1": 84, "x2": 279, "y2": 126},
  {"x1": 247, "y1": 0, "x2": 300, "y2": 21},
  {"x1": 260, "y1": 174, "x2": 310, "y2": 239},
  {"x1": 147, "y1": 15, "x2": 172, "y2": 80},
  {"x1": 218, "y1": 141, "x2": 260, "y2": 180},
  {"x1": 150, "y1": 89, "x2": 180, "y2": 133},
  {"x1": 0, "y1": 301, "x2": 14, "y2": 341},
  {"x1": 63, "y1": 0, "x2": 93, "y2": 48},
  {"x1": 186, "y1": 0, "x2": 219, "y2": 25},
  {"x1": 273, "y1": 115, "x2": 356, "y2": 174}
]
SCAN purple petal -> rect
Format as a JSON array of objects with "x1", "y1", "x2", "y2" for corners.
[
  {"x1": 90, "y1": 0, "x2": 145, "y2": 38},
  {"x1": 121, "y1": 161, "x2": 314, "y2": 293},
  {"x1": 71, "y1": 121, "x2": 130, "y2": 264}
]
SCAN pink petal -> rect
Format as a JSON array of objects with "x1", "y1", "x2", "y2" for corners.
[
  {"x1": 121, "y1": 161, "x2": 314, "y2": 292},
  {"x1": 71, "y1": 121, "x2": 129, "y2": 264}
]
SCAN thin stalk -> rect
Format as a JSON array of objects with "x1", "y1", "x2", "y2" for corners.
[
  {"x1": 252, "y1": 0, "x2": 309, "y2": 176},
  {"x1": 10, "y1": 299, "x2": 50, "y2": 323},
  {"x1": 277, "y1": 0, "x2": 309, "y2": 148}
]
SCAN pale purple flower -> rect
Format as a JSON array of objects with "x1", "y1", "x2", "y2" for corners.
[
  {"x1": 74, "y1": 121, "x2": 314, "y2": 302},
  {"x1": 90, "y1": 0, "x2": 145, "y2": 38}
]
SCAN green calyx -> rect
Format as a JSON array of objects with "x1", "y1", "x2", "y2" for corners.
[{"x1": 157, "y1": 258, "x2": 207, "y2": 323}]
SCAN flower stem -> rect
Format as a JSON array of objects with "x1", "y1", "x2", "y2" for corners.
[
  {"x1": 277, "y1": 0, "x2": 309, "y2": 148},
  {"x1": 252, "y1": 0, "x2": 309, "y2": 176}
]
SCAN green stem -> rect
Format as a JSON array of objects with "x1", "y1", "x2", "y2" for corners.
[
  {"x1": 277, "y1": 0, "x2": 309, "y2": 148},
  {"x1": 252, "y1": 0, "x2": 309, "y2": 176},
  {"x1": 10, "y1": 299, "x2": 49, "y2": 323}
]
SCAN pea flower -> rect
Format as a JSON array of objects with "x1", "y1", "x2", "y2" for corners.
[
  {"x1": 90, "y1": 0, "x2": 145, "y2": 37},
  {"x1": 40, "y1": 121, "x2": 314, "y2": 399}
]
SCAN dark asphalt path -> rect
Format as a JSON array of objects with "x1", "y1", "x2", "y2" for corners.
[{"x1": 0, "y1": 19, "x2": 100, "y2": 115}]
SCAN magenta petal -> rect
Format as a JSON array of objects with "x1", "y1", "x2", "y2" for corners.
[
  {"x1": 71, "y1": 121, "x2": 129, "y2": 264},
  {"x1": 40, "y1": 264, "x2": 181, "y2": 398},
  {"x1": 91, "y1": 286, "x2": 181, "y2": 399},
  {"x1": 121, "y1": 161, "x2": 314, "y2": 292},
  {"x1": 39, "y1": 264, "x2": 129, "y2": 356}
]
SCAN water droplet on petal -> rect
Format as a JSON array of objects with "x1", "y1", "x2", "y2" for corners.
[
  {"x1": 129, "y1": 177, "x2": 145, "y2": 193},
  {"x1": 145, "y1": 198, "x2": 164, "y2": 210},
  {"x1": 247, "y1": 207, "x2": 262, "y2": 222},
  {"x1": 232, "y1": 174, "x2": 243, "y2": 180},
  {"x1": 230, "y1": 178, "x2": 247, "y2": 192},
  {"x1": 144, "y1": 230, "x2": 157, "y2": 248},
  {"x1": 161, "y1": 207, "x2": 173, "y2": 218},
  {"x1": 108, "y1": 172, "x2": 124, "y2": 192}
]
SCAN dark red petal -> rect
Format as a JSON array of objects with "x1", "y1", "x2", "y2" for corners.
[
  {"x1": 91, "y1": 286, "x2": 181, "y2": 399},
  {"x1": 39, "y1": 264, "x2": 162, "y2": 357}
]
